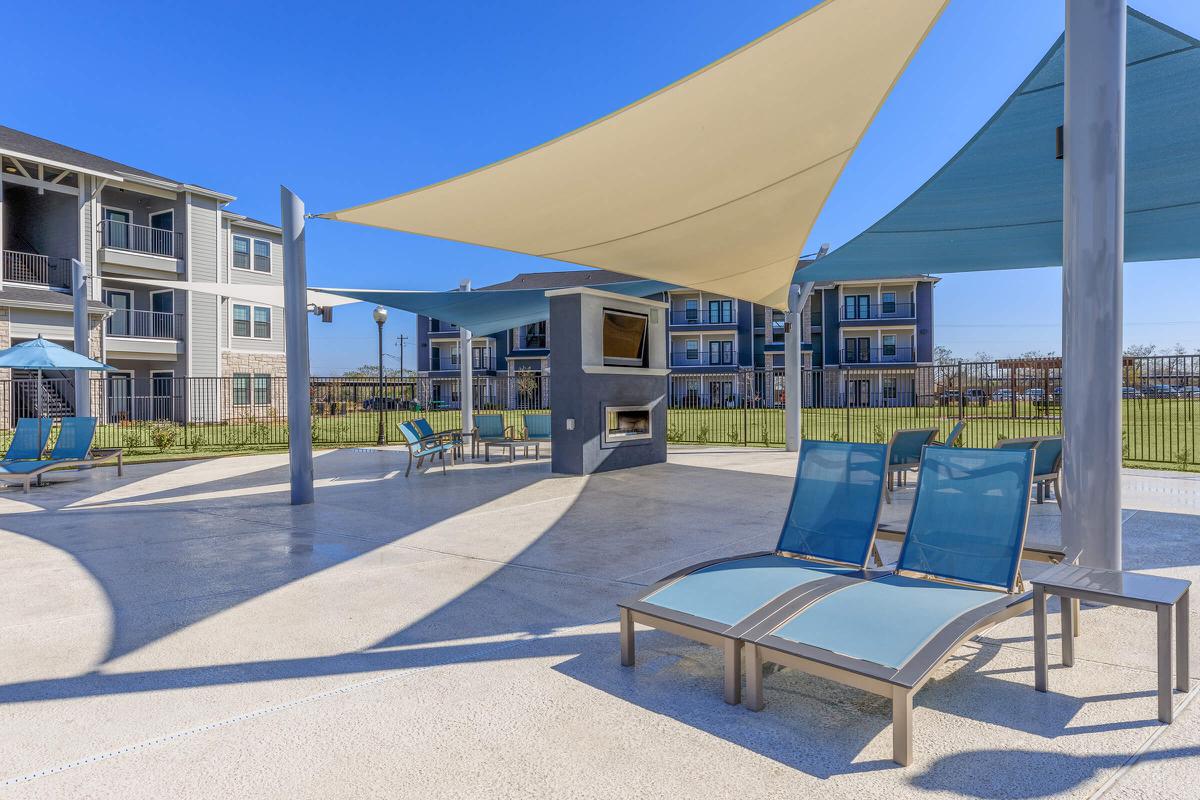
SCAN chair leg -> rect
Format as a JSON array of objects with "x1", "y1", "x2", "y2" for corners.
[
  {"x1": 406, "y1": 452, "x2": 414, "y2": 478},
  {"x1": 619, "y1": 607, "x2": 634, "y2": 667},
  {"x1": 723, "y1": 639, "x2": 742, "y2": 705},
  {"x1": 892, "y1": 688, "x2": 913, "y2": 766},
  {"x1": 744, "y1": 643, "x2": 764, "y2": 711}
]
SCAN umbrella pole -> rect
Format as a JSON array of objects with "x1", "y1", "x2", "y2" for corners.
[{"x1": 37, "y1": 368, "x2": 43, "y2": 445}]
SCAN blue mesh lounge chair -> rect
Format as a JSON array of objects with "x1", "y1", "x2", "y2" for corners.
[
  {"x1": 884, "y1": 427, "x2": 939, "y2": 503},
  {"x1": 398, "y1": 420, "x2": 456, "y2": 477},
  {"x1": 740, "y1": 446, "x2": 1047, "y2": 765},
  {"x1": 619, "y1": 440, "x2": 889, "y2": 705},
  {"x1": 997, "y1": 436, "x2": 1063, "y2": 505},
  {"x1": 472, "y1": 414, "x2": 514, "y2": 458},
  {"x1": 933, "y1": 420, "x2": 966, "y2": 448},
  {"x1": 523, "y1": 414, "x2": 551, "y2": 442},
  {"x1": 1, "y1": 418, "x2": 53, "y2": 462},
  {"x1": 412, "y1": 417, "x2": 464, "y2": 460},
  {"x1": 0, "y1": 417, "x2": 121, "y2": 493}
]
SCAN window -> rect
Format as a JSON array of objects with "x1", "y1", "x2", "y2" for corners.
[
  {"x1": 685, "y1": 339, "x2": 698, "y2": 360},
  {"x1": 882, "y1": 377, "x2": 898, "y2": 401},
  {"x1": 232, "y1": 236, "x2": 251, "y2": 269},
  {"x1": 708, "y1": 340, "x2": 734, "y2": 365},
  {"x1": 253, "y1": 374, "x2": 272, "y2": 405},
  {"x1": 707, "y1": 299, "x2": 733, "y2": 324},
  {"x1": 521, "y1": 321, "x2": 546, "y2": 349},
  {"x1": 844, "y1": 294, "x2": 870, "y2": 320},
  {"x1": 253, "y1": 240, "x2": 271, "y2": 272},
  {"x1": 430, "y1": 346, "x2": 442, "y2": 370},
  {"x1": 882, "y1": 334, "x2": 897, "y2": 357},
  {"x1": 232, "y1": 373, "x2": 251, "y2": 406},
  {"x1": 232, "y1": 304, "x2": 271, "y2": 339},
  {"x1": 253, "y1": 307, "x2": 271, "y2": 338},
  {"x1": 684, "y1": 298, "x2": 699, "y2": 323},
  {"x1": 881, "y1": 291, "x2": 897, "y2": 315},
  {"x1": 430, "y1": 318, "x2": 440, "y2": 332}
]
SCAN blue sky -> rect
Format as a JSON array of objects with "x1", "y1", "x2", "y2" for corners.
[{"x1": 7, "y1": 0, "x2": 1199, "y2": 372}]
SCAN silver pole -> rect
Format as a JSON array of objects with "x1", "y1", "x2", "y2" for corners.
[
  {"x1": 72, "y1": 259, "x2": 91, "y2": 418},
  {"x1": 784, "y1": 282, "x2": 815, "y2": 452},
  {"x1": 281, "y1": 186, "x2": 315, "y2": 505},
  {"x1": 1062, "y1": 0, "x2": 1125, "y2": 570},
  {"x1": 459, "y1": 279, "x2": 473, "y2": 435}
]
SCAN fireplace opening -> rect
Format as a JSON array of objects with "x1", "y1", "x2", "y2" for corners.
[{"x1": 603, "y1": 405, "x2": 652, "y2": 445}]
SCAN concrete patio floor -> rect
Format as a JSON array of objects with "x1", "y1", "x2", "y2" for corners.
[{"x1": 0, "y1": 446, "x2": 1197, "y2": 799}]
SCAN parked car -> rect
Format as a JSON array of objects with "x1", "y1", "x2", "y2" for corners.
[
  {"x1": 1177, "y1": 385, "x2": 1200, "y2": 398},
  {"x1": 1145, "y1": 384, "x2": 1180, "y2": 398},
  {"x1": 992, "y1": 388, "x2": 1014, "y2": 402},
  {"x1": 1050, "y1": 386, "x2": 1063, "y2": 404},
  {"x1": 1020, "y1": 388, "x2": 1046, "y2": 401},
  {"x1": 1122, "y1": 386, "x2": 1143, "y2": 399},
  {"x1": 939, "y1": 388, "x2": 989, "y2": 406}
]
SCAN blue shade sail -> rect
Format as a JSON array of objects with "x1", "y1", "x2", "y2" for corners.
[
  {"x1": 0, "y1": 336, "x2": 114, "y2": 371},
  {"x1": 768, "y1": 573, "x2": 1002, "y2": 669},
  {"x1": 644, "y1": 555, "x2": 854, "y2": 627},
  {"x1": 897, "y1": 446, "x2": 1034, "y2": 590},
  {"x1": 777, "y1": 440, "x2": 888, "y2": 566},
  {"x1": 799, "y1": 9, "x2": 1200, "y2": 282},
  {"x1": 314, "y1": 279, "x2": 675, "y2": 334}
]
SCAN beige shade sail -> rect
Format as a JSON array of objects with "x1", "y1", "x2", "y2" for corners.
[{"x1": 321, "y1": 0, "x2": 947, "y2": 309}]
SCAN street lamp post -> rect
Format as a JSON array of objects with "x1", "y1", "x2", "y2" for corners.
[{"x1": 373, "y1": 305, "x2": 388, "y2": 446}]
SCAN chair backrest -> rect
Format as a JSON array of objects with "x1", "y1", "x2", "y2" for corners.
[
  {"x1": 776, "y1": 440, "x2": 888, "y2": 568},
  {"x1": 943, "y1": 420, "x2": 967, "y2": 448},
  {"x1": 887, "y1": 427, "x2": 939, "y2": 465},
  {"x1": 474, "y1": 414, "x2": 506, "y2": 438},
  {"x1": 1031, "y1": 436, "x2": 1063, "y2": 477},
  {"x1": 412, "y1": 418, "x2": 435, "y2": 438},
  {"x1": 50, "y1": 417, "x2": 97, "y2": 461},
  {"x1": 398, "y1": 421, "x2": 423, "y2": 446},
  {"x1": 524, "y1": 414, "x2": 551, "y2": 440},
  {"x1": 6, "y1": 418, "x2": 52, "y2": 460},
  {"x1": 897, "y1": 446, "x2": 1035, "y2": 592}
]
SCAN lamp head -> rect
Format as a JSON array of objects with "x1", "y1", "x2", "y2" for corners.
[{"x1": 372, "y1": 305, "x2": 388, "y2": 325}]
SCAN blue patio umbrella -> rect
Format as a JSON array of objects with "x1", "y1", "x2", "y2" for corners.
[{"x1": 0, "y1": 335, "x2": 114, "y2": 441}]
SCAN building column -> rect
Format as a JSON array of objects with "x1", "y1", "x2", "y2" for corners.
[
  {"x1": 459, "y1": 279, "x2": 473, "y2": 434},
  {"x1": 1062, "y1": 0, "x2": 1125, "y2": 570},
  {"x1": 784, "y1": 282, "x2": 814, "y2": 452},
  {"x1": 72, "y1": 260, "x2": 91, "y2": 417},
  {"x1": 281, "y1": 186, "x2": 314, "y2": 505}
]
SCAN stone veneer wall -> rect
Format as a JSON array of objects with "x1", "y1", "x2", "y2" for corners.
[{"x1": 221, "y1": 352, "x2": 288, "y2": 421}]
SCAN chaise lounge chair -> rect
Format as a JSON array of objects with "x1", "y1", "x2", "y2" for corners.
[
  {"x1": 472, "y1": 414, "x2": 514, "y2": 458},
  {"x1": 523, "y1": 414, "x2": 551, "y2": 443},
  {"x1": 398, "y1": 420, "x2": 456, "y2": 477},
  {"x1": 883, "y1": 427, "x2": 939, "y2": 503},
  {"x1": 0, "y1": 417, "x2": 122, "y2": 493},
  {"x1": 1, "y1": 418, "x2": 53, "y2": 463},
  {"x1": 618, "y1": 440, "x2": 889, "y2": 704},
  {"x1": 997, "y1": 436, "x2": 1063, "y2": 505},
  {"x1": 933, "y1": 420, "x2": 966, "y2": 448},
  {"x1": 739, "y1": 446, "x2": 1045, "y2": 766}
]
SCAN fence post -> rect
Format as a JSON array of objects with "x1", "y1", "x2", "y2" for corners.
[{"x1": 956, "y1": 361, "x2": 965, "y2": 422}]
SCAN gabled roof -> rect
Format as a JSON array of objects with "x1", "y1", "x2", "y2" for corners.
[
  {"x1": 0, "y1": 285, "x2": 110, "y2": 313},
  {"x1": 478, "y1": 269, "x2": 644, "y2": 291}
]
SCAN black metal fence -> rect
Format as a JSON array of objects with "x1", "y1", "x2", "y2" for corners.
[{"x1": 0, "y1": 357, "x2": 1195, "y2": 466}]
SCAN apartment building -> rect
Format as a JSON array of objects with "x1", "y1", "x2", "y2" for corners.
[
  {"x1": 0, "y1": 125, "x2": 286, "y2": 422},
  {"x1": 416, "y1": 269, "x2": 938, "y2": 407}
]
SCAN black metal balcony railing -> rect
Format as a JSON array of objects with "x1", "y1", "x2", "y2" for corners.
[
  {"x1": 514, "y1": 337, "x2": 546, "y2": 350},
  {"x1": 100, "y1": 219, "x2": 184, "y2": 259},
  {"x1": 842, "y1": 346, "x2": 916, "y2": 364},
  {"x1": 840, "y1": 302, "x2": 916, "y2": 321},
  {"x1": 2, "y1": 250, "x2": 73, "y2": 288},
  {"x1": 669, "y1": 309, "x2": 736, "y2": 325},
  {"x1": 106, "y1": 310, "x2": 184, "y2": 339},
  {"x1": 429, "y1": 355, "x2": 496, "y2": 372}
]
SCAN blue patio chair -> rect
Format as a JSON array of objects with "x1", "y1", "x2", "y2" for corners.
[
  {"x1": 997, "y1": 436, "x2": 1063, "y2": 505},
  {"x1": 1, "y1": 418, "x2": 53, "y2": 462},
  {"x1": 883, "y1": 427, "x2": 939, "y2": 503},
  {"x1": 523, "y1": 414, "x2": 551, "y2": 442},
  {"x1": 619, "y1": 440, "x2": 889, "y2": 704},
  {"x1": 472, "y1": 414, "x2": 513, "y2": 458},
  {"x1": 740, "y1": 446, "x2": 1040, "y2": 765},
  {"x1": 412, "y1": 417, "x2": 463, "y2": 459},
  {"x1": 0, "y1": 417, "x2": 121, "y2": 493},
  {"x1": 397, "y1": 420, "x2": 456, "y2": 477},
  {"x1": 934, "y1": 420, "x2": 966, "y2": 448}
]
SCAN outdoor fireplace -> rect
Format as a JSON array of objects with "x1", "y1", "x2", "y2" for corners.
[{"x1": 603, "y1": 404, "x2": 652, "y2": 445}]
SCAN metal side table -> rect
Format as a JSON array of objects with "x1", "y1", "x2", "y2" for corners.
[{"x1": 1033, "y1": 564, "x2": 1191, "y2": 723}]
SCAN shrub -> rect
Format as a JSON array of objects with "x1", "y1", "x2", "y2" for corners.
[
  {"x1": 696, "y1": 424, "x2": 709, "y2": 445},
  {"x1": 871, "y1": 423, "x2": 887, "y2": 444},
  {"x1": 122, "y1": 425, "x2": 149, "y2": 450},
  {"x1": 149, "y1": 422, "x2": 179, "y2": 453},
  {"x1": 189, "y1": 431, "x2": 207, "y2": 453}
]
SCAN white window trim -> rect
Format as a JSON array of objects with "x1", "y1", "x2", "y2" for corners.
[
  {"x1": 230, "y1": 231, "x2": 274, "y2": 274},
  {"x1": 251, "y1": 372, "x2": 273, "y2": 406},
  {"x1": 231, "y1": 372, "x2": 253, "y2": 406},
  {"x1": 149, "y1": 288, "x2": 174, "y2": 313},
  {"x1": 148, "y1": 208, "x2": 175, "y2": 230},
  {"x1": 231, "y1": 302, "x2": 273, "y2": 340},
  {"x1": 151, "y1": 370, "x2": 176, "y2": 399}
]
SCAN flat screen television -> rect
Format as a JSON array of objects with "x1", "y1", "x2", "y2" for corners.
[{"x1": 602, "y1": 309, "x2": 648, "y2": 367}]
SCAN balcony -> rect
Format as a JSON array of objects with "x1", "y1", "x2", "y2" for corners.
[
  {"x1": 430, "y1": 355, "x2": 496, "y2": 372},
  {"x1": 100, "y1": 219, "x2": 183, "y2": 258},
  {"x1": 669, "y1": 353, "x2": 739, "y2": 368},
  {"x1": 107, "y1": 310, "x2": 184, "y2": 340},
  {"x1": 2, "y1": 250, "x2": 73, "y2": 289},
  {"x1": 840, "y1": 302, "x2": 916, "y2": 322},
  {"x1": 842, "y1": 346, "x2": 916, "y2": 364},
  {"x1": 669, "y1": 309, "x2": 736, "y2": 326}
]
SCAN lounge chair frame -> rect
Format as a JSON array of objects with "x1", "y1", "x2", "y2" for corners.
[
  {"x1": 1000, "y1": 436, "x2": 1063, "y2": 505},
  {"x1": 0, "y1": 447, "x2": 124, "y2": 493},
  {"x1": 398, "y1": 423, "x2": 457, "y2": 477},
  {"x1": 471, "y1": 415, "x2": 516, "y2": 458},
  {"x1": 884, "y1": 427, "x2": 939, "y2": 503}
]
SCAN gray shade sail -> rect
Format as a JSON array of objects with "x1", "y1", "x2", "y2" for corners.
[{"x1": 799, "y1": 9, "x2": 1200, "y2": 283}]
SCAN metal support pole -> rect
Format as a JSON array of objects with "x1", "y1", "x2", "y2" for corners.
[
  {"x1": 459, "y1": 279, "x2": 473, "y2": 434},
  {"x1": 784, "y1": 281, "x2": 814, "y2": 452},
  {"x1": 1062, "y1": 0, "x2": 1125, "y2": 570},
  {"x1": 377, "y1": 317, "x2": 386, "y2": 446},
  {"x1": 71, "y1": 259, "x2": 91, "y2": 418},
  {"x1": 281, "y1": 186, "x2": 314, "y2": 505}
]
